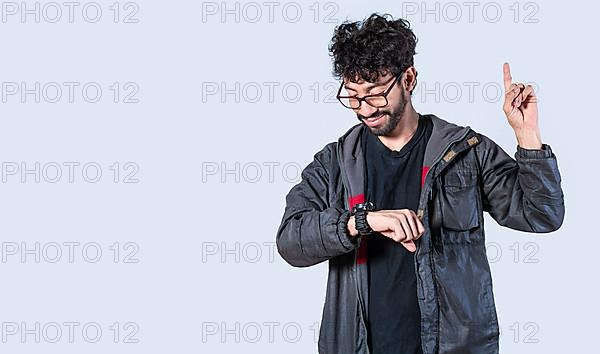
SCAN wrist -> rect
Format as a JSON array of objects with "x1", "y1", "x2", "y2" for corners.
[
  {"x1": 351, "y1": 202, "x2": 375, "y2": 236},
  {"x1": 515, "y1": 128, "x2": 542, "y2": 149}
]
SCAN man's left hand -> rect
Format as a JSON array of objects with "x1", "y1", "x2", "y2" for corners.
[{"x1": 502, "y1": 62, "x2": 543, "y2": 150}]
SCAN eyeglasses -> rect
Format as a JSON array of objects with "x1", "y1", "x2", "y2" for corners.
[{"x1": 336, "y1": 73, "x2": 402, "y2": 110}]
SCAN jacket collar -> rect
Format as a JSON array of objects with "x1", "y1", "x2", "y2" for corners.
[{"x1": 338, "y1": 114, "x2": 471, "y2": 164}]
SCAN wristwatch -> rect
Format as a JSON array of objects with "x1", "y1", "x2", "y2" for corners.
[{"x1": 351, "y1": 201, "x2": 375, "y2": 236}]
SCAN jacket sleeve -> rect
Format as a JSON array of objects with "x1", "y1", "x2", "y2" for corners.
[
  {"x1": 276, "y1": 143, "x2": 360, "y2": 267},
  {"x1": 475, "y1": 134, "x2": 565, "y2": 233}
]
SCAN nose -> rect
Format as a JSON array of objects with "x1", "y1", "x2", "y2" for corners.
[{"x1": 357, "y1": 102, "x2": 378, "y2": 118}]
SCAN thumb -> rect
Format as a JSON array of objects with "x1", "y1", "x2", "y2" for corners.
[{"x1": 402, "y1": 240, "x2": 416, "y2": 253}]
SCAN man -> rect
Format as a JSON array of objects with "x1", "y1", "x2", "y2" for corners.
[{"x1": 276, "y1": 13, "x2": 564, "y2": 354}]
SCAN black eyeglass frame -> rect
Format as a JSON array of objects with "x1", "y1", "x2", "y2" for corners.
[{"x1": 336, "y1": 72, "x2": 403, "y2": 109}]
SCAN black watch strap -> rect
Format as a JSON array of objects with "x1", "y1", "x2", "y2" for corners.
[{"x1": 351, "y1": 202, "x2": 375, "y2": 236}]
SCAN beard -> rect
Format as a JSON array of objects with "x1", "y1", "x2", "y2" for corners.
[{"x1": 356, "y1": 94, "x2": 408, "y2": 136}]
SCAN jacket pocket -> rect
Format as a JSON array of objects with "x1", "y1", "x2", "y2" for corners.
[{"x1": 439, "y1": 169, "x2": 480, "y2": 232}]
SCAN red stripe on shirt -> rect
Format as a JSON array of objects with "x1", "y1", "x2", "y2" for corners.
[
  {"x1": 421, "y1": 166, "x2": 430, "y2": 188},
  {"x1": 348, "y1": 193, "x2": 365, "y2": 209},
  {"x1": 357, "y1": 237, "x2": 368, "y2": 264}
]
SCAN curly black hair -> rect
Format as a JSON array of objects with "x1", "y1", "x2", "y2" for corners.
[{"x1": 329, "y1": 13, "x2": 418, "y2": 89}]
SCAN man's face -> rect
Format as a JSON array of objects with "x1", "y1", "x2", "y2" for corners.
[{"x1": 342, "y1": 72, "x2": 408, "y2": 136}]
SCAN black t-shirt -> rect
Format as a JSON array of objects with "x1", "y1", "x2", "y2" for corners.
[{"x1": 363, "y1": 114, "x2": 433, "y2": 354}]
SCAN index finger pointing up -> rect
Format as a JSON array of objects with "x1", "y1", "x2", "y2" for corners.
[{"x1": 503, "y1": 62, "x2": 512, "y2": 91}]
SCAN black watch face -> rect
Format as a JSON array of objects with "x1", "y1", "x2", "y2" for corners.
[{"x1": 353, "y1": 202, "x2": 374, "y2": 214}]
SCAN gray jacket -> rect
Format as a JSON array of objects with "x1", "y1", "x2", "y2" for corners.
[{"x1": 276, "y1": 114, "x2": 565, "y2": 354}]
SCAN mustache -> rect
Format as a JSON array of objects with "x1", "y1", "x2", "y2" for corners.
[{"x1": 357, "y1": 112, "x2": 388, "y2": 120}]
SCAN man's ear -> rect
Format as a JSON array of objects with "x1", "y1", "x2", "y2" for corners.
[{"x1": 403, "y1": 67, "x2": 418, "y2": 93}]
